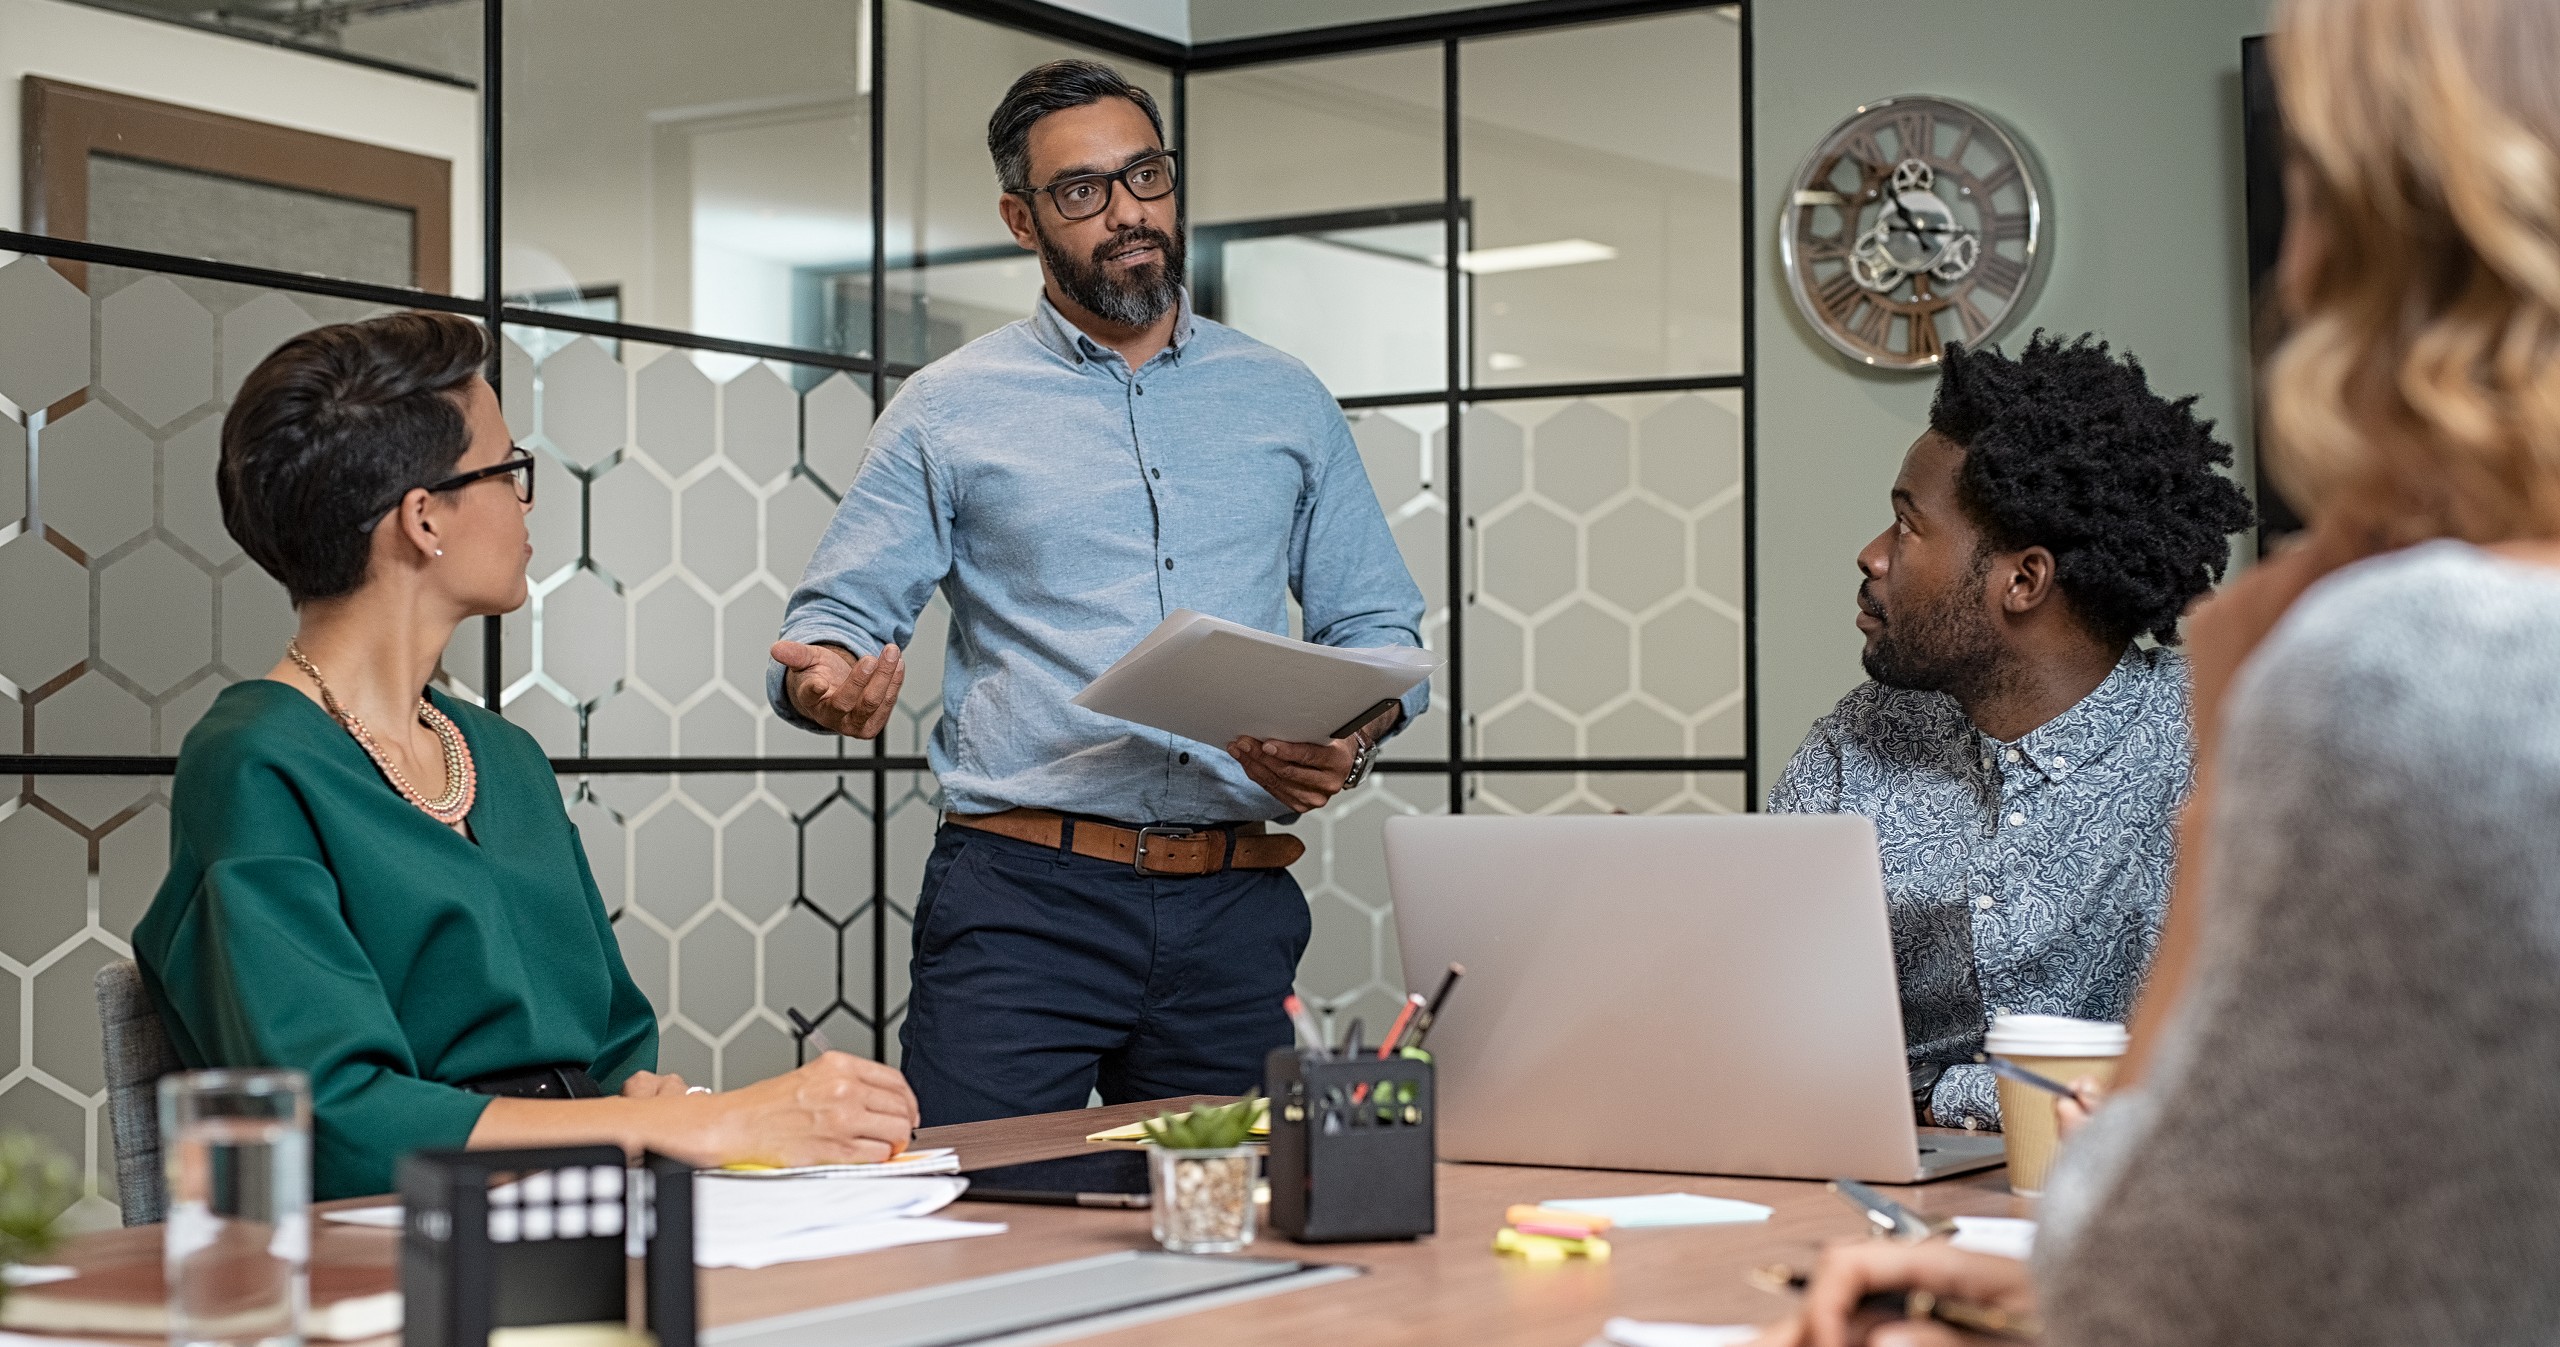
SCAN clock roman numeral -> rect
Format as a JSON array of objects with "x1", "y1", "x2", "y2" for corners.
[
  {"x1": 1989, "y1": 213, "x2": 2030, "y2": 241},
  {"x1": 1817, "y1": 269, "x2": 1863, "y2": 317},
  {"x1": 1978, "y1": 250, "x2": 2026, "y2": 296},
  {"x1": 1855, "y1": 300, "x2": 1894, "y2": 348},
  {"x1": 1910, "y1": 306, "x2": 1946, "y2": 361},
  {"x1": 1976, "y1": 163, "x2": 2018, "y2": 199},
  {"x1": 1895, "y1": 112, "x2": 1934, "y2": 162},
  {"x1": 1957, "y1": 295, "x2": 1993, "y2": 342},
  {"x1": 1799, "y1": 235, "x2": 1850, "y2": 262},
  {"x1": 1845, "y1": 134, "x2": 1886, "y2": 174},
  {"x1": 1946, "y1": 124, "x2": 1975, "y2": 170}
]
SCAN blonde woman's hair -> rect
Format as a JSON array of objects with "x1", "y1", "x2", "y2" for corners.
[{"x1": 2267, "y1": 0, "x2": 2560, "y2": 543}]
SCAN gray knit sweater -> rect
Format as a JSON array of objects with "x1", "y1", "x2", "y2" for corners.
[{"x1": 2035, "y1": 542, "x2": 2560, "y2": 1344}]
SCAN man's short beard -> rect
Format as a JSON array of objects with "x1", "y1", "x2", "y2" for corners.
[
  {"x1": 1033, "y1": 213, "x2": 1185, "y2": 328},
  {"x1": 1860, "y1": 550, "x2": 2007, "y2": 701}
]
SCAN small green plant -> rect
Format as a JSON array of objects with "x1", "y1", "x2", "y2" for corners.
[
  {"x1": 1138, "y1": 1092, "x2": 1263, "y2": 1151},
  {"x1": 0, "y1": 1130, "x2": 74, "y2": 1305}
]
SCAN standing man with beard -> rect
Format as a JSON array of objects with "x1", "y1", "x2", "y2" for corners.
[
  {"x1": 1769, "y1": 335, "x2": 2252, "y2": 1131},
  {"x1": 767, "y1": 61, "x2": 1427, "y2": 1125}
]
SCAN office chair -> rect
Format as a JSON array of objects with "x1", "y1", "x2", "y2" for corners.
[{"x1": 94, "y1": 958, "x2": 182, "y2": 1226}]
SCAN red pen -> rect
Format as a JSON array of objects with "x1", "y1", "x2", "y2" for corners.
[{"x1": 1377, "y1": 993, "x2": 1425, "y2": 1059}]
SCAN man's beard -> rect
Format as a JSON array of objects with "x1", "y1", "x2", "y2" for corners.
[
  {"x1": 1858, "y1": 555, "x2": 2005, "y2": 700},
  {"x1": 1034, "y1": 215, "x2": 1185, "y2": 328}
]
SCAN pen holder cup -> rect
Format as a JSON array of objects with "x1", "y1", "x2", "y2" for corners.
[{"x1": 1264, "y1": 1047, "x2": 1435, "y2": 1243}]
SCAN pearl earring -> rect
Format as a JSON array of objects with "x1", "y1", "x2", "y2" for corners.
[{"x1": 434, "y1": 549, "x2": 444, "y2": 557}]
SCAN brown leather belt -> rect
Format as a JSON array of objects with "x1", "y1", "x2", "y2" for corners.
[{"x1": 945, "y1": 808, "x2": 1304, "y2": 876}]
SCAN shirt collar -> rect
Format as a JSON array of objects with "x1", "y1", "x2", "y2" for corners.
[
  {"x1": 1984, "y1": 645, "x2": 2173, "y2": 784},
  {"x1": 1027, "y1": 287, "x2": 1195, "y2": 371}
]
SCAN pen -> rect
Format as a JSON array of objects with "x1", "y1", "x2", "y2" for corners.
[
  {"x1": 1408, "y1": 962, "x2": 1464, "y2": 1049},
  {"x1": 1828, "y1": 1178, "x2": 1952, "y2": 1243},
  {"x1": 1377, "y1": 993, "x2": 1425, "y2": 1059},
  {"x1": 1339, "y1": 1017, "x2": 1364, "y2": 1061},
  {"x1": 787, "y1": 1008, "x2": 834, "y2": 1056},
  {"x1": 1750, "y1": 1264, "x2": 2041, "y2": 1341},
  {"x1": 1284, "y1": 994, "x2": 1331, "y2": 1058},
  {"x1": 1977, "y1": 1052, "x2": 2088, "y2": 1104}
]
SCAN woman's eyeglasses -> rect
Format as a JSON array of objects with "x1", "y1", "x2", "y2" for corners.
[
  {"x1": 1016, "y1": 150, "x2": 1178, "y2": 223},
  {"x1": 358, "y1": 446, "x2": 537, "y2": 533}
]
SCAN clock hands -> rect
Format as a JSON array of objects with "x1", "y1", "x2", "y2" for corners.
[{"x1": 1851, "y1": 157, "x2": 1981, "y2": 294}]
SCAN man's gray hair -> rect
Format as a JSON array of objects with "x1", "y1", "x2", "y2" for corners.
[{"x1": 987, "y1": 59, "x2": 1166, "y2": 194}]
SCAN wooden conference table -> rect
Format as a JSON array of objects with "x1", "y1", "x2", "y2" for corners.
[{"x1": 54, "y1": 1099, "x2": 2029, "y2": 1347}]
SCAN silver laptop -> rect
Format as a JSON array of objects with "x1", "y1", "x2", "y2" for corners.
[{"x1": 1384, "y1": 814, "x2": 2005, "y2": 1184}]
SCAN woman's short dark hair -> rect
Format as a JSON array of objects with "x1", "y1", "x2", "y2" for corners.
[
  {"x1": 219, "y1": 310, "x2": 489, "y2": 605},
  {"x1": 986, "y1": 59, "x2": 1164, "y2": 194}
]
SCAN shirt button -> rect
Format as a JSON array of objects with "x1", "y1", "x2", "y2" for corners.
[
  {"x1": 1975, "y1": 895, "x2": 1994, "y2": 910},
  {"x1": 2007, "y1": 811, "x2": 2025, "y2": 827},
  {"x1": 1179, "y1": 752, "x2": 1191, "y2": 764},
  {"x1": 1151, "y1": 467, "x2": 1161, "y2": 479},
  {"x1": 1135, "y1": 384, "x2": 1145, "y2": 395},
  {"x1": 2003, "y1": 748, "x2": 2021, "y2": 763},
  {"x1": 1164, "y1": 558, "x2": 1175, "y2": 570}
]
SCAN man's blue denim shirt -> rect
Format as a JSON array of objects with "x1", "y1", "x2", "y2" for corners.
[{"x1": 769, "y1": 290, "x2": 1429, "y2": 825}]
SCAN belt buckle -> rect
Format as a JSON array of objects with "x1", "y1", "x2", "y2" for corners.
[{"x1": 1133, "y1": 825, "x2": 1205, "y2": 876}]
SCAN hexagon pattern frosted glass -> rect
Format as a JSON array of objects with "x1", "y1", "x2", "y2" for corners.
[
  {"x1": 0, "y1": 259, "x2": 421, "y2": 756},
  {"x1": 0, "y1": 778, "x2": 170, "y2": 1228},
  {"x1": 1465, "y1": 392, "x2": 1746, "y2": 759},
  {"x1": 497, "y1": 333, "x2": 873, "y2": 760}
]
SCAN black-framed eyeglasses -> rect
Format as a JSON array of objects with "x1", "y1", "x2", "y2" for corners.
[
  {"x1": 358, "y1": 445, "x2": 537, "y2": 533},
  {"x1": 1015, "y1": 150, "x2": 1178, "y2": 223}
]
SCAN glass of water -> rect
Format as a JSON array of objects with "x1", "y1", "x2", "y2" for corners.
[{"x1": 159, "y1": 1070, "x2": 311, "y2": 1347}]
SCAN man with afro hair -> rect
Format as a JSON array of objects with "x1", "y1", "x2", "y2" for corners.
[{"x1": 1769, "y1": 333, "x2": 2253, "y2": 1132}]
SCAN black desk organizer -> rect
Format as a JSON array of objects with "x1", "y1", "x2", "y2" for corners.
[
  {"x1": 1264, "y1": 1048, "x2": 1435, "y2": 1243},
  {"x1": 401, "y1": 1147, "x2": 694, "y2": 1347}
]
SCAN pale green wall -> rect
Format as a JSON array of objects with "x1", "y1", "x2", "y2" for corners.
[{"x1": 1750, "y1": 0, "x2": 2274, "y2": 789}]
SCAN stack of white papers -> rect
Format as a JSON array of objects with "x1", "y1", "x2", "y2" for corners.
[
  {"x1": 692, "y1": 1175, "x2": 1003, "y2": 1270},
  {"x1": 1073, "y1": 610, "x2": 1441, "y2": 749},
  {"x1": 702, "y1": 1147, "x2": 961, "y2": 1179},
  {"x1": 1540, "y1": 1193, "x2": 1775, "y2": 1227}
]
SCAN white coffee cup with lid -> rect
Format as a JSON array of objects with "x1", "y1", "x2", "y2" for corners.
[{"x1": 1983, "y1": 1014, "x2": 2127, "y2": 1196}]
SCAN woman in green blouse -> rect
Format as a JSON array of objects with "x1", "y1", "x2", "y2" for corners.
[{"x1": 135, "y1": 312, "x2": 917, "y2": 1200}]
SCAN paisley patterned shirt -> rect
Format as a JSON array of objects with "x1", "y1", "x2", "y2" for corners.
[{"x1": 1768, "y1": 645, "x2": 2192, "y2": 1129}]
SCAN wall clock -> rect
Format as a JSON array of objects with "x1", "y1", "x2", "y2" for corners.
[{"x1": 1780, "y1": 95, "x2": 2045, "y2": 370}]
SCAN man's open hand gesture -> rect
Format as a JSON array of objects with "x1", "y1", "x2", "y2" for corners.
[{"x1": 773, "y1": 640, "x2": 905, "y2": 739}]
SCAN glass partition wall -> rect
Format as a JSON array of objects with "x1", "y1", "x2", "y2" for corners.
[{"x1": 0, "y1": 0, "x2": 1748, "y2": 1217}]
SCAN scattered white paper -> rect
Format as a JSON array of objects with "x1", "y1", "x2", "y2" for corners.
[
  {"x1": 0, "y1": 1331, "x2": 119, "y2": 1347},
  {"x1": 323, "y1": 1178, "x2": 1007, "y2": 1271},
  {"x1": 694, "y1": 1174, "x2": 1001, "y2": 1270},
  {"x1": 1541, "y1": 1194, "x2": 1775, "y2": 1228},
  {"x1": 1949, "y1": 1216, "x2": 2036, "y2": 1261},
  {"x1": 0, "y1": 1267, "x2": 77, "y2": 1288},
  {"x1": 322, "y1": 1206, "x2": 404, "y2": 1228},
  {"x1": 1072, "y1": 609, "x2": 1440, "y2": 749},
  {"x1": 1598, "y1": 1319, "x2": 1760, "y2": 1347}
]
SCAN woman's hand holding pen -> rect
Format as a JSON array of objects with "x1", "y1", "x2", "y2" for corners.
[
  {"x1": 2056, "y1": 1074, "x2": 2106, "y2": 1140},
  {"x1": 1747, "y1": 1240, "x2": 2039, "y2": 1347},
  {"x1": 774, "y1": 639, "x2": 905, "y2": 739},
  {"x1": 704, "y1": 1051, "x2": 921, "y2": 1168}
]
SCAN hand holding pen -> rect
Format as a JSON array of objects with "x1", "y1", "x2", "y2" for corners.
[
  {"x1": 1744, "y1": 1239, "x2": 2042, "y2": 1347},
  {"x1": 1977, "y1": 1053, "x2": 2109, "y2": 1138}
]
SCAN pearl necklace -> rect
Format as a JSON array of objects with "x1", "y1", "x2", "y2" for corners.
[{"x1": 286, "y1": 638, "x2": 477, "y2": 825}]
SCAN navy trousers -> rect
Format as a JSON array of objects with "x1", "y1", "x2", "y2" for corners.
[{"x1": 898, "y1": 820, "x2": 1312, "y2": 1126}]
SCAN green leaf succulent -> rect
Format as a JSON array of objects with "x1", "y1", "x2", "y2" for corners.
[{"x1": 1138, "y1": 1092, "x2": 1263, "y2": 1151}]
